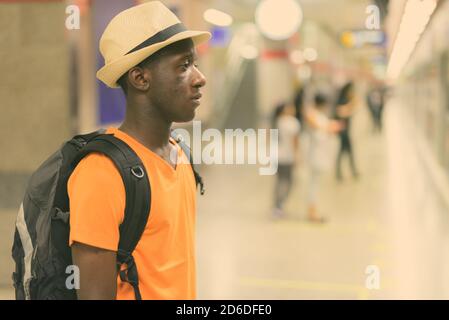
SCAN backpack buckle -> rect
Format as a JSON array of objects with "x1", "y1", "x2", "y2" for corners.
[
  {"x1": 130, "y1": 166, "x2": 145, "y2": 179},
  {"x1": 51, "y1": 207, "x2": 70, "y2": 224},
  {"x1": 116, "y1": 250, "x2": 138, "y2": 286}
]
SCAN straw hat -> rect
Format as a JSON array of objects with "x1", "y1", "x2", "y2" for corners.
[{"x1": 96, "y1": 1, "x2": 211, "y2": 88}]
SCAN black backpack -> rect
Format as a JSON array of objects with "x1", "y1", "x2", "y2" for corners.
[{"x1": 11, "y1": 129, "x2": 204, "y2": 300}]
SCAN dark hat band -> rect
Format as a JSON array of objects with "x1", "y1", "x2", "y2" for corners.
[{"x1": 126, "y1": 23, "x2": 187, "y2": 55}]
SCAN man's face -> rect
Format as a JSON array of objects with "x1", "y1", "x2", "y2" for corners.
[{"x1": 146, "y1": 39, "x2": 206, "y2": 123}]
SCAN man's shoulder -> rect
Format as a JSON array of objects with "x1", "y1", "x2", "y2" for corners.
[
  {"x1": 69, "y1": 152, "x2": 123, "y2": 189},
  {"x1": 75, "y1": 152, "x2": 119, "y2": 172}
]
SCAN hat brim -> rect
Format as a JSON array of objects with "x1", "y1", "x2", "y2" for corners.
[{"x1": 97, "y1": 30, "x2": 211, "y2": 88}]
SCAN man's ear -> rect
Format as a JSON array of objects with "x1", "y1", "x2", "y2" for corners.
[{"x1": 128, "y1": 66, "x2": 151, "y2": 92}]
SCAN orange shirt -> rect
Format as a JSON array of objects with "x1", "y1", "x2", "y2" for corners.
[{"x1": 68, "y1": 127, "x2": 197, "y2": 300}]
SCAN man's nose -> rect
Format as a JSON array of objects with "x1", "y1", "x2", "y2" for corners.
[{"x1": 192, "y1": 67, "x2": 206, "y2": 88}]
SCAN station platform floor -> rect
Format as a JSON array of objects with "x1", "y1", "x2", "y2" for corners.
[
  {"x1": 1, "y1": 99, "x2": 448, "y2": 299},
  {"x1": 195, "y1": 99, "x2": 449, "y2": 300}
]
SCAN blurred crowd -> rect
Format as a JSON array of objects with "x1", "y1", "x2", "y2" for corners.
[{"x1": 271, "y1": 80, "x2": 387, "y2": 222}]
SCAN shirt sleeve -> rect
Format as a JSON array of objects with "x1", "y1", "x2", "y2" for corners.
[{"x1": 68, "y1": 153, "x2": 126, "y2": 251}]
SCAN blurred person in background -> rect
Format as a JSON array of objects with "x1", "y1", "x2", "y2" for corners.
[
  {"x1": 366, "y1": 84, "x2": 385, "y2": 133},
  {"x1": 304, "y1": 93, "x2": 343, "y2": 222},
  {"x1": 272, "y1": 102, "x2": 301, "y2": 219},
  {"x1": 294, "y1": 84, "x2": 306, "y2": 130},
  {"x1": 334, "y1": 81, "x2": 360, "y2": 182}
]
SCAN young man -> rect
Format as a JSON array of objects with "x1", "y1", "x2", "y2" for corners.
[{"x1": 68, "y1": 1, "x2": 210, "y2": 300}]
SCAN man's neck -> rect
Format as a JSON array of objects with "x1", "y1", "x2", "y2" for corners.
[{"x1": 119, "y1": 101, "x2": 172, "y2": 152}]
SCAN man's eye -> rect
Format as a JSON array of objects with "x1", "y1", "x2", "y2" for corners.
[
  {"x1": 182, "y1": 60, "x2": 191, "y2": 68},
  {"x1": 180, "y1": 59, "x2": 198, "y2": 70}
]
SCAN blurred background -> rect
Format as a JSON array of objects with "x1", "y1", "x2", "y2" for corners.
[{"x1": 1, "y1": 0, "x2": 449, "y2": 299}]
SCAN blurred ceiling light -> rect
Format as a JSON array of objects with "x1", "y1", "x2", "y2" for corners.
[
  {"x1": 386, "y1": 0, "x2": 437, "y2": 80},
  {"x1": 240, "y1": 45, "x2": 259, "y2": 60},
  {"x1": 303, "y1": 48, "x2": 318, "y2": 62},
  {"x1": 289, "y1": 50, "x2": 304, "y2": 64},
  {"x1": 255, "y1": 0, "x2": 303, "y2": 41},
  {"x1": 203, "y1": 8, "x2": 233, "y2": 27},
  {"x1": 341, "y1": 31, "x2": 356, "y2": 48},
  {"x1": 341, "y1": 30, "x2": 385, "y2": 48}
]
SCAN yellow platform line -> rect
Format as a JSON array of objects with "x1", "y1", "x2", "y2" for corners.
[{"x1": 272, "y1": 221, "x2": 385, "y2": 235}]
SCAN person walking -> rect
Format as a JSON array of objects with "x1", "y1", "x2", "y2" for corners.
[
  {"x1": 366, "y1": 85, "x2": 385, "y2": 133},
  {"x1": 305, "y1": 93, "x2": 343, "y2": 222},
  {"x1": 272, "y1": 102, "x2": 301, "y2": 219},
  {"x1": 334, "y1": 81, "x2": 359, "y2": 181}
]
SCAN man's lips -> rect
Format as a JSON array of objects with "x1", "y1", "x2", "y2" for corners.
[
  {"x1": 191, "y1": 93, "x2": 202, "y2": 100},
  {"x1": 191, "y1": 93, "x2": 202, "y2": 107}
]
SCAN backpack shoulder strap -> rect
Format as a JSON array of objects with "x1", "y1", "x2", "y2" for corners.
[
  {"x1": 71, "y1": 134, "x2": 150, "y2": 300},
  {"x1": 170, "y1": 131, "x2": 205, "y2": 195},
  {"x1": 72, "y1": 129, "x2": 107, "y2": 144}
]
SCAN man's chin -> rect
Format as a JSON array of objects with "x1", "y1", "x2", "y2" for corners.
[{"x1": 174, "y1": 111, "x2": 196, "y2": 123}]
